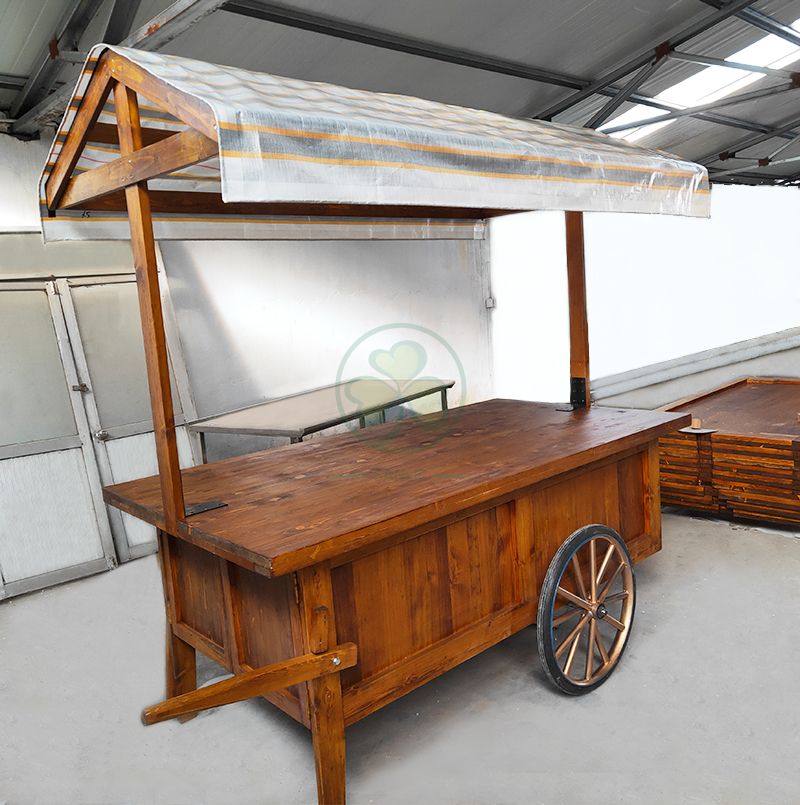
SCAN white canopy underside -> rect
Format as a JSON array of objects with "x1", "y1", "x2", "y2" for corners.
[{"x1": 40, "y1": 45, "x2": 710, "y2": 242}]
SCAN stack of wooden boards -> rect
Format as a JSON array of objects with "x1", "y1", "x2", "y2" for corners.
[{"x1": 659, "y1": 377, "x2": 800, "y2": 525}]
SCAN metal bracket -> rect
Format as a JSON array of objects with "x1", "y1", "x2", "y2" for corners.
[
  {"x1": 570, "y1": 377, "x2": 588, "y2": 409},
  {"x1": 185, "y1": 499, "x2": 227, "y2": 517}
]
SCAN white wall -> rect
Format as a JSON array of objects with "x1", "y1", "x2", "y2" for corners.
[
  {"x1": 0, "y1": 136, "x2": 50, "y2": 233},
  {"x1": 490, "y1": 184, "x2": 800, "y2": 402},
  {"x1": 161, "y1": 239, "x2": 492, "y2": 458}
]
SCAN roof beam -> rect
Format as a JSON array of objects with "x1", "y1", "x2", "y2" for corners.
[
  {"x1": 103, "y1": 0, "x2": 143, "y2": 44},
  {"x1": 670, "y1": 50, "x2": 800, "y2": 79},
  {"x1": 700, "y1": 1, "x2": 800, "y2": 48},
  {"x1": 0, "y1": 72, "x2": 26, "y2": 91},
  {"x1": 700, "y1": 111, "x2": 800, "y2": 162},
  {"x1": 600, "y1": 82, "x2": 800, "y2": 135},
  {"x1": 584, "y1": 52, "x2": 667, "y2": 129},
  {"x1": 222, "y1": 0, "x2": 585, "y2": 90},
  {"x1": 11, "y1": 0, "x2": 782, "y2": 144},
  {"x1": 12, "y1": 0, "x2": 229, "y2": 136},
  {"x1": 531, "y1": 0, "x2": 758, "y2": 120},
  {"x1": 10, "y1": 0, "x2": 105, "y2": 119},
  {"x1": 711, "y1": 152, "x2": 800, "y2": 178}
]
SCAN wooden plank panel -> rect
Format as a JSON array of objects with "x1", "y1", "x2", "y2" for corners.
[
  {"x1": 342, "y1": 602, "x2": 534, "y2": 725},
  {"x1": 531, "y1": 461, "x2": 622, "y2": 565},
  {"x1": 171, "y1": 538, "x2": 226, "y2": 647},
  {"x1": 232, "y1": 565, "x2": 305, "y2": 724},
  {"x1": 333, "y1": 528, "x2": 454, "y2": 686},
  {"x1": 618, "y1": 451, "x2": 646, "y2": 540},
  {"x1": 447, "y1": 516, "x2": 479, "y2": 631}
]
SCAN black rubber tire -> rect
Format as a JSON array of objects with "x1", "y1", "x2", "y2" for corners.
[{"x1": 536, "y1": 524, "x2": 636, "y2": 696}]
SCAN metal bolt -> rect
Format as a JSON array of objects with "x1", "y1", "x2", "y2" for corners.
[{"x1": 332, "y1": 656, "x2": 341, "y2": 666}]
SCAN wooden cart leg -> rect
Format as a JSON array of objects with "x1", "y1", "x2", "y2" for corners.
[
  {"x1": 156, "y1": 529, "x2": 197, "y2": 721},
  {"x1": 165, "y1": 626, "x2": 197, "y2": 712},
  {"x1": 298, "y1": 564, "x2": 347, "y2": 805}
]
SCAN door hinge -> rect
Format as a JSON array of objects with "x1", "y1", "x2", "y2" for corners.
[{"x1": 292, "y1": 573, "x2": 300, "y2": 605}]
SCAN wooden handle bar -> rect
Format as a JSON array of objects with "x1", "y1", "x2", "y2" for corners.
[{"x1": 142, "y1": 642, "x2": 357, "y2": 725}]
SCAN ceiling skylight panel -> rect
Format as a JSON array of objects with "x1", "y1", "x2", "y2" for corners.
[{"x1": 597, "y1": 17, "x2": 800, "y2": 143}]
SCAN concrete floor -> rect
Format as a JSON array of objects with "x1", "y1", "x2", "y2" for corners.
[{"x1": 2, "y1": 512, "x2": 799, "y2": 805}]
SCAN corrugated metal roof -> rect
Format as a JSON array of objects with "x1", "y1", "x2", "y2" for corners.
[{"x1": 2, "y1": 0, "x2": 800, "y2": 183}]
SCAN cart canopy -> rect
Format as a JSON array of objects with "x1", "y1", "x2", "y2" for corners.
[{"x1": 41, "y1": 45, "x2": 709, "y2": 241}]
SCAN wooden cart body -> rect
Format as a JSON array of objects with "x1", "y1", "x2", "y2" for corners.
[
  {"x1": 40, "y1": 45, "x2": 706, "y2": 803},
  {"x1": 660, "y1": 377, "x2": 800, "y2": 525},
  {"x1": 107, "y1": 400, "x2": 686, "y2": 730}
]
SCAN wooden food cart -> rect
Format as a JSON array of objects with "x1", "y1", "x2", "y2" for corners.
[{"x1": 41, "y1": 46, "x2": 708, "y2": 804}]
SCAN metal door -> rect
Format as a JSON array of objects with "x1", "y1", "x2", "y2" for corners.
[
  {"x1": 56, "y1": 276, "x2": 199, "y2": 562},
  {"x1": 0, "y1": 282, "x2": 115, "y2": 598}
]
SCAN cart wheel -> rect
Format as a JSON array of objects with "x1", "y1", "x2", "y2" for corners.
[{"x1": 537, "y1": 524, "x2": 635, "y2": 695}]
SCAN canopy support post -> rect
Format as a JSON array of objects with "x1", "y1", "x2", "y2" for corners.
[
  {"x1": 565, "y1": 211, "x2": 590, "y2": 409},
  {"x1": 115, "y1": 81, "x2": 185, "y2": 531}
]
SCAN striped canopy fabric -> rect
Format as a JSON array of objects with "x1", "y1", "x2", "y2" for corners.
[{"x1": 40, "y1": 45, "x2": 709, "y2": 241}]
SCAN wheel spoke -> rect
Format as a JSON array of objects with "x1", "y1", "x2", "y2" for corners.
[
  {"x1": 596, "y1": 543, "x2": 615, "y2": 588},
  {"x1": 604, "y1": 613, "x2": 626, "y2": 631},
  {"x1": 589, "y1": 539, "x2": 597, "y2": 601},
  {"x1": 603, "y1": 591, "x2": 628, "y2": 604},
  {"x1": 594, "y1": 625, "x2": 610, "y2": 665},
  {"x1": 570, "y1": 554, "x2": 588, "y2": 601},
  {"x1": 563, "y1": 622, "x2": 585, "y2": 676},
  {"x1": 556, "y1": 586, "x2": 591, "y2": 612},
  {"x1": 555, "y1": 612, "x2": 589, "y2": 659},
  {"x1": 553, "y1": 606, "x2": 581, "y2": 626},
  {"x1": 585, "y1": 618, "x2": 596, "y2": 681},
  {"x1": 597, "y1": 562, "x2": 625, "y2": 604}
]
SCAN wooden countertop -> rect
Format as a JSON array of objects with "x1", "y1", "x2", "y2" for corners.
[
  {"x1": 668, "y1": 377, "x2": 800, "y2": 437},
  {"x1": 105, "y1": 399, "x2": 689, "y2": 577}
]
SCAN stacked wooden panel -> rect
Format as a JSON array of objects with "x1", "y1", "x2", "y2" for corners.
[
  {"x1": 659, "y1": 430, "x2": 716, "y2": 513},
  {"x1": 659, "y1": 378, "x2": 800, "y2": 526}
]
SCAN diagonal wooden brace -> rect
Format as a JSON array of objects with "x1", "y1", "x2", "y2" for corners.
[{"x1": 142, "y1": 643, "x2": 357, "y2": 726}]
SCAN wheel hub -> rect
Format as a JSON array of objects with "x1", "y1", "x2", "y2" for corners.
[{"x1": 594, "y1": 603, "x2": 608, "y2": 620}]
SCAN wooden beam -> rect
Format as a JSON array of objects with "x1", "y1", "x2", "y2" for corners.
[
  {"x1": 45, "y1": 53, "x2": 114, "y2": 211},
  {"x1": 115, "y1": 82, "x2": 186, "y2": 531},
  {"x1": 565, "y1": 211, "x2": 590, "y2": 408},
  {"x1": 71, "y1": 189, "x2": 516, "y2": 220},
  {"x1": 299, "y1": 564, "x2": 348, "y2": 805},
  {"x1": 59, "y1": 128, "x2": 218, "y2": 209},
  {"x1": 107, "y1": 52, "x2": 217, "y2": 141},
  {"x1": 142, "y1": 642, "x2": 357, "y2": 725},
  {"x1": 103, "y1": 0, "x2": 143, "y2": 43}
]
